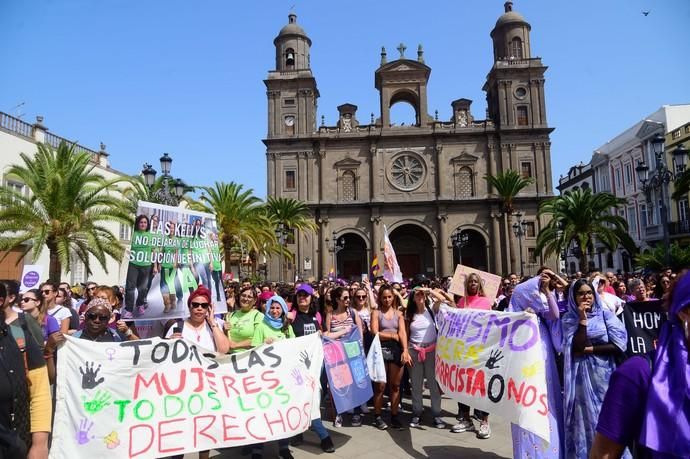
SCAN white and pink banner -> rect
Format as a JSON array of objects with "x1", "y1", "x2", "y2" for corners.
[
  {"x1": 50, "y1": 334, "x2": 324, "y2": 459},
  {"x1": 435, "y1": 308, "x2": 550, "y2": 441}
]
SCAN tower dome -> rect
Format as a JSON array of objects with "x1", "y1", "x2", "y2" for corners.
[
  {"x1": 490, "y1": 2, "x2": 532, "y2": 61},
  {"x1": 273, "y1": 13, "x2": 312, "y2": 71}
]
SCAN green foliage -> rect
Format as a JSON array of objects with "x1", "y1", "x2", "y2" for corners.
[
  {"x1": 484, "y1": 170, "x2": 535, "y2": 214},
  {"x1": 635, "y1": 243, "x2": 690, "y2": 272},
  {"x1": 536, "y1": 188, "x2": 637, "y2": 272},
  {"x1": 0, "y1": 141, "x2": 131, "y2": 281},
  {"x1": 195, "y1": 182, "x2": 274, "y2": 273}
]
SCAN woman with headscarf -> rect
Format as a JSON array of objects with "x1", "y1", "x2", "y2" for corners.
[
  {"x1": 592, "y1": 270, "x2": 690, "y2": 458},
  {"x1": 74, "y1": 298, "x2": 138, "y2": 342},
  {"x1": 508, "y1": 271, "x2": 564, "y2": 459},
  {"x1": 562, "y1": 278, "x2": 628, "y2": 459}
]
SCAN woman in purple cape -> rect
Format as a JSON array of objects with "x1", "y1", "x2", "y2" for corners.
[
  {"x1": 592, "y1": 271, "x2": 690, "y2": 458},
  {"x1": 509, "y1": 271, "x2": 564, "y2": 459}
]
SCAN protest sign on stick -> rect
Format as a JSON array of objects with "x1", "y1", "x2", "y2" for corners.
[
  {"x1": 50, "y1": 334, "x2": 324, "y2": 459},
  {"x1": 124, "y1": 201, "x2": 226, "y2": 320},
  {"x1": 620, "y1": 299, "x2": 667, "y2": 357},
  {"x1": 322, "y1": 328, "x2": 373, "y2": 414},
  {"x1": 435, "y1": 308, "x2": 550, "y2": 441},
  {"x1": 448, "y1": 264, "x2": 502, "y2": 300}
]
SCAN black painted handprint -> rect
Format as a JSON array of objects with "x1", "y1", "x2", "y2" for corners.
[
  {"x1": 299, "y1": 350, "x2": 312, "y2": 369},
  {"x1": 80, "y1": 361, "x2": 105, "y2": 390},
  {"x1": 484, "y1": 349, "x2": 504, "y2": 370}
]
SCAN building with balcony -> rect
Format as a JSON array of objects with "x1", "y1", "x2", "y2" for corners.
[
  {"x1": 0, "y1": 112, "x2": 131, "y2": 284},
  {"x1": 666, "y1": 121, "x2": 690, "y2": 243}
]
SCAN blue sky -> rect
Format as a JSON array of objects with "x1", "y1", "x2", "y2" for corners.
[{"x1": 1, "y1": 0, "x2": 689, "y2": 198}]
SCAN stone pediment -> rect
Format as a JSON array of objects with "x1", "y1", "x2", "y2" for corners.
[
  {"x1": 333, "y1": 157, "x2": 361, "y2": 168},
  {"x1": 375, "y1": 59, "x2": 431, "y2": 89},
  {"x1": 635, "y1": 120, "x2": 663, "y2": 140},
  {"x1": 450, "y1": 152, "x2": 480, "y2": 164}
]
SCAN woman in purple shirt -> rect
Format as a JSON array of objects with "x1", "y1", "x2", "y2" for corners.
[{"x1": 592, "y1": 271, "x2": 690, "y2": 458}]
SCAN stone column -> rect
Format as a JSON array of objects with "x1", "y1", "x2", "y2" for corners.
[
  {"x1": 437, "y1": 212, "x2": 449, "y2": 276},
  {"x1": 491, "y1": 210, "x2": 502, "y2": 274},
  {"x1": 370, "y1": 210, "x2": 381, "y2": 270},
  {"x1": 319, "y1": 217, "x2": 330, "y2": 278}
]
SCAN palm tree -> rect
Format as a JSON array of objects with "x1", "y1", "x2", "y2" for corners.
[
  {"x1": 535, "y1": 188, "x2": 637, "y2": 273},
  {"x1": 264, "y1": 196, "x2": 318, "y2": 280},
  {"x1": 195, "y1": 182, "x2": 274, "y2": 275},
  {"x1": 0, "y1": 141, "x2": 131, "y2": 281},
  {"x1": 484, "y1": 170, "x2": 535, "y2": 273},
  {"x1": 635, "y1": 242, "x2": 690, "y2": 272}
]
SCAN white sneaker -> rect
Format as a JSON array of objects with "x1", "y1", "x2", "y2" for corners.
[
  {"x1": 333, "y1": 415, "x2": 342, "y2": 428},
  {"x1": 409, "y1": 416, "x2": 421, "y2": 428},
  {"x1": 451, "y1": 418, "x2": 474, "y2": 433},
  {"x1": 476, "y1": 421, "x2": 491, "y2": 439}
]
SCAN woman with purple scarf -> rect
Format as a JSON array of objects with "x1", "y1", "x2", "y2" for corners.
[
  {"x1": 592, "y1": 271, "x2": 690, "y2": 458},
  {"x1": 562, "y1": 278, "x2": 628, "y2": 459},
  {"x1": 509, "y1": 271, "x2": 564, "y2": 459}
]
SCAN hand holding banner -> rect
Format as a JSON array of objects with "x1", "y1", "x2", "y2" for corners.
[
  {"x1": 50, "y1": 335, "x2": 324, "y2": 459},
  {"x1": 435, "y1": 308, "x2": 550, "y2": 441}
]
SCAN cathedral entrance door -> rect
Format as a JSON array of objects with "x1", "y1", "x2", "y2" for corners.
[
  {"x1": 336, "y1": 233, "x2": 368, "y2": 281},
  {"x1": 389, "y1": 224, "x2": 435, "y2": 280}
]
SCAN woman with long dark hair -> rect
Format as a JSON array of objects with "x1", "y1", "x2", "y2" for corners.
[
  {"x1": 563, "y1": 278, "x2": 628, "y2": 458},
  {"x1": 125, "y1": 214, "x2": 154, "y2": 316},
  {"x1": 370, "y1": 284, "x2": 411, "y2": 430}
]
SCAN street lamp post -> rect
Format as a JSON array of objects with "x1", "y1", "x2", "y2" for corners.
[
  {"x1": 328, "y1": 231, "x2": 345, "y2": 278},
  {"x1": 450, "y1": 229, "x2": 470, "y2": 267},
  {"x1": 635, "y1": 134, "x2": 689, "y2": 266},
  {"x1": 141, "y1": 153, "x2": 186, "y2": 206},
  {"x1": 512, "y1": 212, "x2": 528, "y2": 277},
  {"x1": 274, "y1": 223, "x2": 288, "y2": 283}
]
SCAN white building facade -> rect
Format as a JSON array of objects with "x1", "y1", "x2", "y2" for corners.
[{"x1": 0, "y1": 112, "x2": 132, "y2": 285}]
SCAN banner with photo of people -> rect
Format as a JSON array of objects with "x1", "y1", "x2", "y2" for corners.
[{"x1": 123, "y1": 201, "x2": 227, "y2": 320}]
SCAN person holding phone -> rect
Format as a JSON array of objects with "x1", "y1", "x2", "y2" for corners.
[{"x1": 167, "y1": 286, "x2": 229, "y2": 355}]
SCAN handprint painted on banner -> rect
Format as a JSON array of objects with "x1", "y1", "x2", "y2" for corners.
[
  {"x1": 79, "y1": 361, "x2": 105, "y2": 390},
  {"x1": 76, "y1": 418, "x2": 94, "y2": 445},
  {"x1": 103, "y1": 431, "x2": 121, "y2": 449},
  {"x1": 299, "y1": 350, "x2": 312, "y2": 369},
  {"x1": 484, "y1": 349, "x2": 504, "y2": 370},
  {"x1": 83, "y1": 390, "x2": 112, "y2": 415},
  {"x1": 291, "y1": 367, "x2": 304, "y2": 386}
]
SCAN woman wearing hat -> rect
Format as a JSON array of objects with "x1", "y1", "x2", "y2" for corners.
[
  {"x1": 226, "y1": 286, "x2": 263, "y2": 353},
  {"x1": 74, "y1": 298, "x2": 138, "y2": 342},
  {"x1": 167, "y1": 286, "x2": 228, "y2": 354}
]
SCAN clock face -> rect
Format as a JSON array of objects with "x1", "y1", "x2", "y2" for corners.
[{"x1": 284, "y1": 116, "x2": 295, "y2": 127}]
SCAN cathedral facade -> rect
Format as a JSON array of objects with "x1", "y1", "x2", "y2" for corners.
[{"x1": 264, "y1": 2, "x2": 554, "y2": 281}]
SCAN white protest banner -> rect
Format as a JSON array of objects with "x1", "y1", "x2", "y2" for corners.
[
  {"x1": 448, "y1": 264, "x2": 502, "y2": 300},
  {"x1": 435, "y1": 308, "x2": 550, "y2": 441},
  {"x1": 20, "y1": 264, "x2": 44, "y2": 292},
  {"x1": 50, "y1": 334, "x2": 324, "y2": 459},
  {"x1": 123, "y1": 201, "x2": 227, "y2": 320}
]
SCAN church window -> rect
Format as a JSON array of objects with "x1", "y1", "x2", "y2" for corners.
[
  {"x1": 510, "y1": 37, "x2": 523, "y2": 59},
  {"x1": 388, "y1": 152, "x2": 426, "y2": 191},
  {"x1": 283, "y1": 98, "x2": 295, "y2": 106},
  {"x1": 520, "y1": 162, "x2": 533, "y2": 179},
  {"x1": 524, "y1": 221, "x2": 536, "y2": 238},
  {"x1": 341, "y1": 170, "x2": 357, "y2": 201},
  {"x1": 455, "y1": 166, "x2": 474, "y2": 198},
  {"x1": 285, "y1": 48, "x2": 295, "y2": 69},
  {"x1": 517, "y1": 106, "x2": 529, "y2": 126},
  {"x1": 285, "y1": 170, "x2": 296, "y2": 190}
]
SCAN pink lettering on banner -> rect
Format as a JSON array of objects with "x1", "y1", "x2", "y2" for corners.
[{"x1": 323, "y1": 341, "x2": 346, "y2": 364}]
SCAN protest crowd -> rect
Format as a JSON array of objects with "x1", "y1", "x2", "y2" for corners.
[{"x1": 1, "y1": 261, "x2": 688, "y2": 459}]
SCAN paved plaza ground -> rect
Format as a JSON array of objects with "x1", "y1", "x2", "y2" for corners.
[{"x1": 196, "y1": 394, "x2": 512, "y2": 459}]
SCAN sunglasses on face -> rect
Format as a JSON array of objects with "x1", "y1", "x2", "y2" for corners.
[
  {"x1": 340, "y1": 296, "x2": 350, "y2": 301},
  {"x1": 86, "y1": 312, "x2": 110, "y2": 321},
  {"x1": 41, "y1": 289, "x2": 53, "y2": 294},
  {"x1": 21, "y1": 297, "x2": 38, "y2": 303},
  {"x1": 355, "y1": 295, "x2": 367, "y2": 299},
  {"x1": 190, "y1": 302, "x2": 210, "y2": 309}
]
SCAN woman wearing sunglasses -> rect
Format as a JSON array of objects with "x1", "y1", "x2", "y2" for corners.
[
  {"x1": 74, "y1": 298, "x2": 138, "y2": 342},
  {"x1": 167, "y1": 286, "x2": 228, "y2": 354},
  {"x1": 20, "y1": 289, "x2": 60, "y2": 343},
  {"x1": 226, "y1": 286, "x2": 263, "y2": 353}
]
